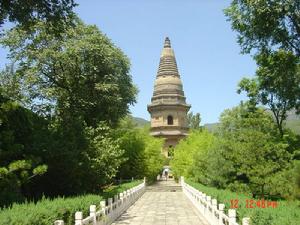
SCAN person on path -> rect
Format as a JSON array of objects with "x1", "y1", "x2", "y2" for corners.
[{"x1": 164, "y1": 169, "x2": 169, "y2": 181}]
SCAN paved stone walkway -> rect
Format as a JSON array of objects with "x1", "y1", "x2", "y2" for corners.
[{"x1": 111, "y1": 179, "x2": 209, "y2": 225}]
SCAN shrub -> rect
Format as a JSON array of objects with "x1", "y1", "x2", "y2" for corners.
[
  {"x1": 0, "y1": 180, "x2": 142, "y2": 225},
  {"x1": 187, "y1": 180, "x2": 300, "y2": 225}
]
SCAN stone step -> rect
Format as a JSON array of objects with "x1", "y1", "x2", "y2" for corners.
[
  {"x1": 146, "y1": 186, "x2": 182, "y2": 192},
  {"x1": 146, "y1": 180, "x2": 182, "y2": 192}
]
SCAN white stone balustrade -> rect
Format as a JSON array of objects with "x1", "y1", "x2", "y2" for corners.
[
  {"x1": 54, "y1": 179, "x2": 146, "y2": 225},
  {"x1": 181, "y1": 177, "x2": 250, "y2": 225}
]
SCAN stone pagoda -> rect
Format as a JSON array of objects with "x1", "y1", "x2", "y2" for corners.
[{"x1": 147, "y1": 37, "x2": 190, "y2": 157}]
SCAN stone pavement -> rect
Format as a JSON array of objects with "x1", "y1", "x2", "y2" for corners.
[{"x1": 111, "y1": 179, "x2": 209, "y2": 225}]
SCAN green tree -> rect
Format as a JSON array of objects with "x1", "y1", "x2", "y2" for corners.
[
  {"x1": 296, "y1": 161, "x2": 300, "y2": 197},
  {"x1": 226, "y1": 1, "x2": 300, "y2": 136},
  {"x1": 214, "y1": 104, "x2": 294, "y2": 197},
  {"x1": 225, "y1": 0, "x2": 300, "y2": 56},
  {"x1": 0, "y1": 0, "x2": 76, "y2": 34},
  {"x1": 238, "y1": 50, "x2": 300, "y2": 136},
  {"x1": 84, "y1": 122, "x2": 125, "y2": 190},
  {"x1": 1, "y1": 18, "x2": 137, "y2": 127},
  {"x1": 114, "y1": 117, "x2": 164, "y2": 182},
  {"x1": 0, "y1": 64, "x2": 24, "y2": 103},
  {"x1": 114, "y1": 118, "x2": 147, "y2": 180},
  {"x1": 0, "y1": 17, "x2": 138, "y2": 202},
  {"x1": 268, "y1": 162, "x2": 299, "y2": 200},
  {"x1": 187, "y1": 112, "x2": 201, "y2": 130},
  {"x1": 0, "y1": 94, "x2": 48, "y2": 207},
  {"x1": 142, "y1": 128, "x2": 165, "y2": 182},
  {"x1": 170, "y1": 130, "x2": 215, "y2": 182}
]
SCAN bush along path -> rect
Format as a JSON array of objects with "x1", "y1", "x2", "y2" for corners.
[{"x1": 0, "y1": 180, "x2": 143, "y2": 225}]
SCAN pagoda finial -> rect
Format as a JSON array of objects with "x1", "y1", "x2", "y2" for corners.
[{"x1": 164, "y1": 37, "x2": 171, "y2": 48}]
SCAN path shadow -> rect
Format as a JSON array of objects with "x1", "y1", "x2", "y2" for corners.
[{"x1": 146, "y1": 179, "x2": 182, "y2": 192}]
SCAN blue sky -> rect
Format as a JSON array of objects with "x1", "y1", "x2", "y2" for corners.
[{"x1": 0, "y1": 0, "x2": 257, "y2": 124}]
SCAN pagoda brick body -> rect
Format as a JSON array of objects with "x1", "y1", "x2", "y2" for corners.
[{"x1": 147, "y1": 37, "x2": 190, "y2": 157}]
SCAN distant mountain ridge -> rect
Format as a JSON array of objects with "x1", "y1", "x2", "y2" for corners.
[
  {"x1": 204, "y1": 110, "x2": 300, "y2": 135},
  {"x1": 131, "y1": 117, "x2": 150, "y2": 127},
  {"x1": 203, "y1": 123, "x2": 219, "y2": 132},
  {"x1": 285, "y1": 110, "x2": 300, "y2": 134},
  {"x1": 131, "y1": 112, "x2": 300, "y2": 134}
]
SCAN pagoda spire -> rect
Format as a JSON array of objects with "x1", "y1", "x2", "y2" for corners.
[
  {"x1": 164, "y1": 37, "x2": 171, "y2": 48},
  {"x1": 157, "y1": 37, "x2": 179, "y2": 77}
]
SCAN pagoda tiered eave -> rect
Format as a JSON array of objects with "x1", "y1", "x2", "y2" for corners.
[{"x1": 147, "y1": 103, "x2": 191, "y2": 113}]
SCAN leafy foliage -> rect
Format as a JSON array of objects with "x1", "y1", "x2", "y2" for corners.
[
  {"x1": 238, "y1": 50, "x2": 300, "y2": 136},
  {"x1": 170, "y1": 130, "x2": 215, "y2": 181},
  {"x1": 187, "y1": 180, "x2": 300, "y2": 225},
  {"x1": 214, "y1": 104, "x2": 295, "y2": 197},
  {"x1": 114, "y1": 117, "x2": 164, "y2": 182},
  {"x1": 0, "y1": 65, "x2": 24, "y2": 103},
  {"x1": 0, "y1": 94, "x2": 48, "y2": 207},
  {"x1": 1, "y1": 17, "x2": 137, "y2": 126},
  {"x1": 142, "y1": 129, "x2": 165, "y2": 182},
  {"x1": 171, "y1": 103, "x2": 299, "y2": 199},
  {"x1": 83, "y1": 122, "x2": 125, "y2": 190},
  {"x1": 0, "y1": 0, "x2": 76, "y2": 34},
  {"x1": 187, "y1": 112, "x2": 201, "y2": 130},
  {"x1": 224, "y1": 0, "x2": 300, "y2": 56},
  {"x1": 0, "y1": 17, "x2": 140, "y2": 207},
  {"x1": 226, "y1": 0, "x2": 300, "y2": 137},
  {"x1": 0, "y1": 180, "x2": 142, "y2": 225}
]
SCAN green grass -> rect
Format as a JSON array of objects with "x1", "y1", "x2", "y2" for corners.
[
  {"x1": 102, "y1": 180, "x2": 143, "y2": 199},
  {"x1": 187, "y1": 180, "x2": 300, "y2": 225},
  {"x1": 0, "y1": 180, "x2": 143, "y2": 225}
]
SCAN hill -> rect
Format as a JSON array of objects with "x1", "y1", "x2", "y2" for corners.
[
  {"x1": 286, "y1": 110, "x2": 300, "y2": 134},
  {"x1": 204, "y1": 110, "x2": 300, "y2": 135},
  {"x1": 132, "y1": 117, "x2": 150, "y2": 128},
  {"x1": 131, "y1": 112, "x2": 300, "y2": 134},
  {"x1": 203, "y1": 123, "x2": 219, "y2": 133}
]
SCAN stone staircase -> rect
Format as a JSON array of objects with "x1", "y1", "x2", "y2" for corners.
[{"x1": 146, "y1": 179, "x2": 182, "y2": 192}]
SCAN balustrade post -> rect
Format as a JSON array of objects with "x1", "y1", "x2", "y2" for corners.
[
  {"x1": 100, "y1": 200, "x2": 106, "y2": 209},
  {"x1": 131, "y1": 188, "x2": 134, "y2": 201},
  {"x1": 212, "y1": 199, "x2": 217, "y2": 224},
  {"x1": 114, "y1": 195, "x2": 118, "y2": 208},
  {"x1": 54, "y1": 220, "x2": 64, "y2": 225},
  {"x1": 228, "y1": 209, "x2": 237, "y2": 224},
  {"x1": 218, "y1": 204, "x2": 225, "y2": 225},
  {"x1": 119, "y1": 193, "x2": 124, "y2": 212},
  {"x1": 75, "y1": 211, "x2": 83, "y2": 225},
  {"x1": 180, "y1": 176, "x2": 184, "y2": 186},
  {"x1": 206, "y1": 196, "x2": 212, "y2": 222},
  {"x1": 203, "y1": 193, "x2": 207, "y2": 216},
  {"x1": 119, "y1": 193, "x2": 123, "y2": 201},
  {"x1": 123, "y1": 191, "x2": 127, "y2": 202},
  {"x1": 195, "y1": 192, "x2": 199, "y2": 210},
  {"x1": 115, "y1": 194, "x2": 120, "y2": 219},
  {"x1": 128, "y1": 189, "x2": 132, "y2": 204},
  {"x1": 143, "y1": 177, "x2": 146, "y2": 185},
  {"x1": 108, "y1": 198, "x2": 113, "y2": 214},
  {"x1": 197, "y1": 190, "x2": 201, "y2": 199},
  {"x1": 90, "y1": 205, "x2": 96, "y2": 225},
  {"x1": 242, "y1": 217, "x2": 250, "y2": 225},
  {"x1": 199, "y1": 192, "x2": 204, "y2": 213},
  {"x1": 100, "y1": 200, "x2": 106, "y2": 223}
]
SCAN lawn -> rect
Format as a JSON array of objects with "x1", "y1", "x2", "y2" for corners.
[{"x1": 187, "y1": 180, "x2": 300, "y2": 225}]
